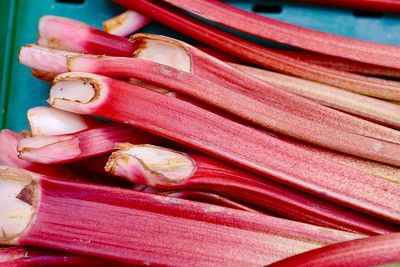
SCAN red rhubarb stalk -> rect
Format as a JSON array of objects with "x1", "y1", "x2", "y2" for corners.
[
  {"x1": 27, "y1": 106, "x2": 100, "y2": 136},
  {"x1": 0, "y1": 166, "x2": 363, "y2": 266},
  {"x1": 0, "y1": 130, "x2": 80, "y2": 179},
  {"x1": 162, "y1": 0, "x2": 400, "y2": 69},
  {"x1": 268, "y1": 232, "x2": 400, "y2": 267},
  {"x1": 290, "y1": 0, "x2": 400, "y2": 14},
  {"x1": 106, "y1": 143, "x2": 400, "y2": 234},
  {"x1": 278, "y1": 49, "x2": 400, "y2": 78},
  {"x1": 113, "y1": 0, "x2": 400, "y2": 100},
  {"x1": 231, "y1": 63, "x2": 400, "y2": 130},
  {"x1": 47, "y1": 72, "x2": 400, "y2": 223},
  {"x1": 21, "y1": 44, "x2": 400, "y2": 160},
  {"x1": 0, "y1": 246, "x2": 130, "y2": 267},
  {"x1": 37, "y1": 16, "x2": 134, "y2": 57},
  {"x1": 103, "y1": 10, "x2": 151, "y2": 37},
  {"x1": 18, "y1": 45, "x2": 400, "y2": 182},
  {"x1": 17, "y1": 123, "x2": 162, "y2": 164},
  {"x1": 66, "y1": 54, "x2": 400, "y2": 166}
]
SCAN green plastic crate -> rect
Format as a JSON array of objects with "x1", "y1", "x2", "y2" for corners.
[{"x1": 1, "y1": 0, "x2": 400, "y2": 132}]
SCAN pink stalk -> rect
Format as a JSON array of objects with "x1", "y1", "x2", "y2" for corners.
[
  {"x1": 279, "y1": 49, "x2": 400, "y2": 78},
  {"x1": 27, "y1": 106, "x2": 100, "y2": 136},
  {"x1": 37, "y1": 16, "x2": 134, "y2": 56},
  {"x1": 231, "y1": 63, "x2": 400, "y2": 130},
  {"x1": 290, "y1": 0, "x2": 400, "y2": 14},
  {"x1": 268, "y1": 232, "x2": 400, "y2": 267},
  {"x1": 0, "y1": 246, "x2": 129, "y2": 267},
  {"x1": 66, "y1": 54, "x2": 400, "y2": 166},
  {"x1": 166, "y1": 191, "x2": 268, "y2": 214},
  {"x1": 114, "y1": 0, "x2": 400, "y2": 100},
  {"x1": 106, "y1": 143, "x2": 399, "y2": 234},
  {"x1": 103, "y1": 10, "x2": 151, "y2": 36},
  {"x1": 47, "y1": 72, "x2": 400, "y2": 223},
  {"x1": 162, "y1": 0, "x2": 400, "y2": 70},
  {"x1": 22, "y1": 44, "x2": 400, "y2": 158},
  {"x1": 18, "y1": 45, "x2": 400, "y2": 182},
  {"x1": 0, "y1": 130, "x2": 79, "y2": 179},
  {"x1": 195, "y1": 45, "x2": 246, "y2": 64},
  {"x1": 17, "y1": 123, "x2": 162, "y2": 164},
  {"x1": 0, "y1": 166, "x2": 363, "y2": 266},
  {"x1": 20, "y1": 44, "x2": 400, "y2": 165}
]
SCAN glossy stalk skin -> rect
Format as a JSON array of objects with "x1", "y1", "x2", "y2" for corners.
[
  {"x1": 166, "y1": 191, "x2": 268, "y2": 214},
  {"x1": 232, "y1": 63, "x2": 400, "y2": 130},
  {"x1": 291, "y1": 0, "x2": 400, "y2": 14},
  {"x1": 0, "y1": 130, "x2": 80, "y2": 180},
  {"x1": 103, "y1": 10, "x2": 151, "y2": 36},
  {"x1": 163, "y1": 0, "x2": 400, "y2": 70},
  {"x1": 48, "y1": 72, "x2": 400, "y2": 223},
  {"x1": 0, "y1": 167, "x2": 363, "y2": 266},
  {"x1": 0, "y1": 246, "x2": 130, "y2": 267},
  {"x1": 268, "y1": 232, "x2": 400, "y2": 267},
  {"x1": 67, "y1": 55, "x2": 400, "y2": 166},
  {"x1": 37, "y1": 16, "x2": 134, "y2": 57},
  {"x1": 114, "y1": 0, "x2": 400, "y2": 100},
  {"x1": 17, "y1": 124, "x2": 162, "y2": 164},
  {"x1": 21, "y1": 44, "x2": 400, "y2": 162},
  {"x1": 106, "y1": 143, "x2": 400, "y2": 235},
  {"x1": 278, "y1": 49, "x2": 400, "y2": 78},
  {"x1": 18, "y1": 45, "x2": 400, "y2": 183}
]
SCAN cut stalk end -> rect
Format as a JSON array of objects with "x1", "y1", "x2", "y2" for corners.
[
  {"x1": 131, "y1": 34, "x2": 191, "y2": 73},
  {"x1": 106, "y1": 143, "x2": 196, "y2": 186},
  {"x1": 0, "y1": 166, "x2": 36, "y2": 244}
]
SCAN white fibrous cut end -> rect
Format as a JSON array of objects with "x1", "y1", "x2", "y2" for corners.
[
  {"x1": 133, "y1": 36, "x2": 191, "y2": 73},
  {"x1": 0, "y1": 167, "x2": 36, "y2": 243},
  {"x1": 103, "y1": 10, "x2": 151, "y2": 37},
  {"x1": 50, "y1": 80, "x2": 95, "y2": 104},
  {"x1": 28, "y1": 106, "x2": 90, "y2": 136},
  {"x1": 106, "y1": 144, "x2": 196, "y2": 187}
]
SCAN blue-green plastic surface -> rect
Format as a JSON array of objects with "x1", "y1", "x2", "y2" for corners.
[{"x1": 1, "y1": 0, "x2": 400, "y2": 131}]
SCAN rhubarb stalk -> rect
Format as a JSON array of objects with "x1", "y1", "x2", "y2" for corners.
[
  {"x1": 20, "y1": 44, "x2": 400, "y2": 165},
  {"x1": 0, "y1": 246, "x2": 130, "y2": 267},
  {"x1": 0, "y1": 166, "x2": 363, "y2": 266},
  {"x1": 289, "y1": 0, "x2": 400, "y2": 14},
  {"x1": 231, "y1": 63, "x2": 400, "y2": 130},
  {"x1": 103, "y1": 10, "x2": 151, "y2": 36},
  {"x1": 47, "y1": 72, "x2": 400, "y2": 223},
  {"x1": 162, "y1": 0, "x2": 400, "y2": 69},
  {"x1": 17, "y1": 123, "x2": 162, "y2": 164},
  {"x1": 106, "y1": 143, "x2": 400, "y2": 234},
  {"x1": 66, "y1": 54, "x2": 400, "y2": 166},
  {"x1": 27, "y1": 106, "x2": 100, "y2": 136},
  {"x1": 113, "y1": 0, "x2": 400, "y2": 100},
  {"x1": 268, "y1": 232, "x2": 400, "y2": 267}
]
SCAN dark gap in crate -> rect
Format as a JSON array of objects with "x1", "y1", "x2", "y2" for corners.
[
  {"x1": 252, "y1": 4, "x2": 283, "y2": 14},
  {"x1": 55, "y1": 0, "x2": 85, "y2": 4},
  {"x1": 353, "y1": 10, "x2": 383, "y2": 18}
]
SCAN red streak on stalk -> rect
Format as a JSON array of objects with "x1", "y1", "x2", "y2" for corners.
[
  {"x1": 0, "y1": 246, "x2": 129, "y2": 267},
  {"x1": 278, "y1": 50, "x2": 400, "y2": 78},
  {"x1": 0, "y1": 130, "x2": 79, "y2": 179},
  {"x1": 108, "y1": 148, "x2": 400, "y2": 235},
  {"x1": 162, "y1": 0, "x2": 400, "y2": 69},
  {"x1": 14, "y1": 174, "x2": 363, "y2": 266},
  {"x1": 290, "y1": 0, "x2": 400, "y2": 14},
  {"x1": 38, "y1": 16, "x2": 134, "y2": 57},
  {"x1": 48, "y1": 73, "x2": 400, "y2": 223},
  {"x1": 114, "y1": 0, "x2": 400, "y2": 100},
  {"x1": 69, "y1": 56, "x2": 400, "y2": 166},
  {"x1": 166, "y1": 191, "x2": 268, "y2": 214},
  {"x1": 268, "y1": 232, "x2": 400, "y2": 267},
  {"x1": 17, "y1": 124, "x2": 161, "y2": 164}
]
